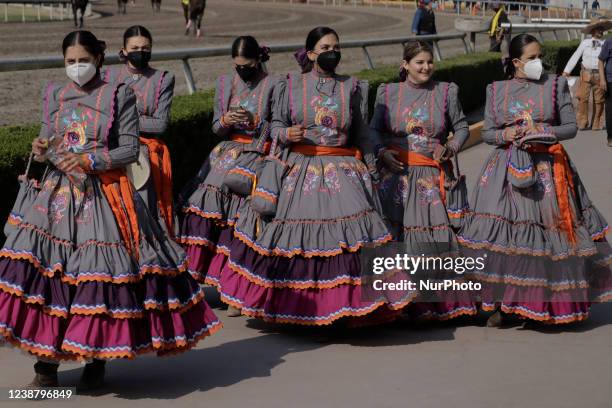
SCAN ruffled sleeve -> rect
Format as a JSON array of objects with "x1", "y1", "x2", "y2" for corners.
[
  {"x1": 481, "y1": 82, "x2": 508, "y2": 146},
  {"x1": 248, "y1": 74, "x2": 280, "y2": 153},
  {"x1": 139, "y1": 71, "x2": 175, "y2": 135},
  {"x1": 444, "y1": 82, "x2": 469, "y2": 154},
  {"x1": 38, "y1": 82, "x2": 57, "y2": 140},
  {"x1": 80, "y1": 84, "x2": 139, "y2": 171},
  {"x1": 211, "y1": 75, "x2": 231, "y2": 138},
  {"x1": 551, "y1": 75, "x2": 578, "y2": 141},
  {"x1": 270, "y1": 75, "x2": 293, "y2": 145}
]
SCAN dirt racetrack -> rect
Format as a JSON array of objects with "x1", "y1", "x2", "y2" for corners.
[{"x1": 0, "y1": 0, "x2": 470, "y2": 126}]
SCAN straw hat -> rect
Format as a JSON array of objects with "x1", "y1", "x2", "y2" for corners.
[
  {"x1": 582, "y1": 18, "x2": 612, "y2": 34},
  {"x1": 126, "y1": 145, "x2": 151, "y2": 190}
]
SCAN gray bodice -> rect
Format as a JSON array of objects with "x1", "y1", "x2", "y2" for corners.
[
  {"x1": 103, "y1": 65, "x2": 174, "y2": 136},
  {"x1": 39, "y1": 76, "x2": 139, "y2": 171},
  {"x1": 370, "y1": 80, "x2": 469, "y2": 156},
  {"x1": 482, "y1": 74, "x2": 577, "y2": 145}
]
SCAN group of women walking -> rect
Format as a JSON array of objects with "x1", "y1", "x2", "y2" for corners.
[{"x1": 0, "y1": 23, "x2": 610, "y2": 391}]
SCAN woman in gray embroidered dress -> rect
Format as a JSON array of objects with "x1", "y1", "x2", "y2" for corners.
[
  {"x1": 0, "y1": 31, "x2": 220, "y2": 391},
  {"x1": 458, "y1": 34, "x2": 612, "y2": 326},
  {"x1": 212, "y1": 27, "x2": 412, "y2": 326},
  {"x1": 371, "y1": 41, "x2": 477, "y2": 321},
  {"x1": 104, "y1": 25, "x2": 177, "y2": 237},
  {"x1": 179, "y1": 36, "x2": 278, "y2": 311}
]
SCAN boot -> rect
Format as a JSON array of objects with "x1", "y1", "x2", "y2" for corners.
[
  {"x1": 226, "y1": 305, "x2": 241, "y2": 317},
  {"x1": 576, "y1": 98, "x2": 589, "y2": 130},
  {"x1": 486, "y1": 309, "x2": 504, "y2": 327},
  {"x1": 592, "y1": 102, "x2": 605, "y2": 131},
  {"x1": 28, "y1": 361, "x2": 59, "y2": 388},
  {"x1": 576, "y1": 76, "x2": 591, "y2": 130},
  {"x1": 76, "y1": 359, "x2": 106, "y2": 393}
]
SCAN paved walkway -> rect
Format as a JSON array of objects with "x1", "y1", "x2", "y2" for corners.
[{"x1": 0, "y1": 130, "x2": 610, "y2": 408}]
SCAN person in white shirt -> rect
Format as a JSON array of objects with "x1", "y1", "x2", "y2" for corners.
[{"x1": 563, "y1": 19, "x2": 609, "y2": 130}]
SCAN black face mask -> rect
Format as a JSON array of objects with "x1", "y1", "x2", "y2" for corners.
[
  {"x1": 126, "y1": 51, "x2": 151, "y2": 70},
  {"x1": 236, "y1": 64, "x2": 259, "y2": 82},
  {"x1": 316, "y1": 50, "x2": 341, "y2": 73}
]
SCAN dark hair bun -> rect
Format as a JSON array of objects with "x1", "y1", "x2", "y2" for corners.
[{"x1": 260, "y1": 46, "x2": 271, "y2": 63}]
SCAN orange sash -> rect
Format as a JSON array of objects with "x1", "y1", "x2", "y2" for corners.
[
  {"x1": 140, "y1": 137, "x2": 174, "y2": 236},
  {"x1": 99, "y1": 169, "x2": 140, "y2": 260},
  {"x1": 391, "y1": 147, "x2": 446, "y2": 205},
  {"x1": 230, "y1": 134, "x2": 272, "y2": 154},
  {"x1": 291, "y1": 143, "x2": 363, "y2": 160},
  {"x1": 527, "y1": 143, "x2": 577, "y2": 245},
  {"x1": 230, "y1": 134, "x2": 254, "y2": 144}
]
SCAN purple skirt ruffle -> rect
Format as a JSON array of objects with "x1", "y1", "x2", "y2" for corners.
[
  {"x1": 0, "y1": 258, "x2": 221, "y2": 361},
  {"x1": 213, "y1": 239, "x2": 414, "y2": 326}
]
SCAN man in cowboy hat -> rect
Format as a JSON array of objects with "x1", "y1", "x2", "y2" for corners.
[
  {"x1": 598, "y1": 20, "x2": 612, "y2": 146},
  {"x1": 563, "y1": 18, "x2": 611, "y2": 131}
]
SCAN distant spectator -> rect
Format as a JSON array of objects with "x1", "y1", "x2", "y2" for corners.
[
  {"x1": 186, "y1": 0, "x2": 206, "y2": 38},
  {"x1": 597, "y1": 21, "x2": 612, "y2": 146},
  {"x1": 118, "y1": 0, "x2": 127, "y2": 14},
  {"x1": 592, "y1": 0, "x2": 600, "y2": 17},
  {"x1": 151, "y1": 0, "x2": 161, "y2": 12},
  {"x1": 70, "y1": 0, "x2": 88, "y2": 28},
  {"x1": 412, "y1": 0, "x2": 437, "y2": 36},
  {"x1": 563, "y1": 19, "x2": 608, "y2": 130},
  {"x1": 181, "y1": 0, "x2": 189, "y2": 25},
  {"x1": 488, "y1": 2, "x2": 510, "y2": 52}
]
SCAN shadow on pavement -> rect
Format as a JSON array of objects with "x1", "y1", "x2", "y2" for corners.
[
  {"x1": 55, "y1": 290, "x2": 612, "y2": 398},
  {"x1": 60, "y1": 331, "x2": 321, "y2": 400}
]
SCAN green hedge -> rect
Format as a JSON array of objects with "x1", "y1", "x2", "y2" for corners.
[
  {"x1": 0, "y1": 39, "x2": 582, "y2": 222},
  {"x1": 542, "y1": 40, "x2": 581, "y2": 76}
]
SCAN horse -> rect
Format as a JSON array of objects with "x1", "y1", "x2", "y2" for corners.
[{"x1": 71, "y1": 0, "x2": 88, "y2": 28}]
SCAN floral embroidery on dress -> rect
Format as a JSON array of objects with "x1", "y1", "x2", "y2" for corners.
[
  {"x1": 310, "y1": 95, "x2": 340, "y2": 144},
  {"x1": 339, "y1": 162, "x2": 359, "y2": 184},
  {"x1": 402, "y1": 106, "x2": 433, "y2": 153},
  {"x1": 34, "y1": 178, "x2": 58, "y2": 214},
  {"x1": 480, "y1": 153, "x2": 500, "y2": 186},
  {"x1": 509, "y1": 99, "x2": 535, "y2": 128},
  {"x1": 403, "y1": 106, "x2": 429, "y2": 136},
  {"x1": 355, "y1": 161, "x2": 370, "y2": 182},
  {"x1": 322, "y1": 163, "x2": 341, "y2": 193},
  {"x1": 303, "y1": 164, "x2": 321, "y2": 194},
  {"x1": 49, "y1": 186, "x2": 71, "y2": 224},
  {"x1": 42, "y1": 178, "x2": 56, "y2": 192},
  {"x1": 212, "y1": 146, "x2": 240, "y2": 174},
  {"x1": 283, "y1": 165, "x2": 301, "y2": 193},
  {"x1": 62, "y1": 107, "x2": 92, "y2": 152},
  {"x1": 535, "y1": 161, "x2": 554, "y2": 196},
  {"x1": 209, "y1": 144, "x2": 223, "y2": 162},
  {"x1": 75, "y1": 184, "x2": 94, "y2": 224},
  {"x1": 416, "y1": 176, "x2": 441, "y2": 206}
]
